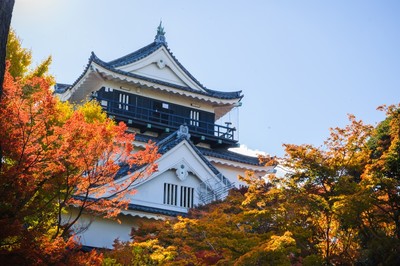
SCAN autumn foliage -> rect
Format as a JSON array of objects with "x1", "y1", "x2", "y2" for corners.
[
  {"x1": 0, "y1": 64, "x2": 159, "y2": 264},
  {"x1": 104, "y1": 105, "x2": 400, "y2": 265},
  {"x1": 1, "y1": 30, "x2": 399, "y2": 265}
]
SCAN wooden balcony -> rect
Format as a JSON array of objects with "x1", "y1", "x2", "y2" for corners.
[{"x1": 95, "y1": 97, "x2": 238, "y2": 147}]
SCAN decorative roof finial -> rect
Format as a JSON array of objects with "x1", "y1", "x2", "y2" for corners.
[{"x1": 154, "y1": 21, "x2": 167, "y2": 45}]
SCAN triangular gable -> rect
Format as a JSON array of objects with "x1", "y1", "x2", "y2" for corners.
[
  {"x1": 58, "y1": 51, "x2": 242, "y2": 106},
  {"x1": 114, "y1": 135, "x2": 233, "y2": 214},
  {"x1": 114, "y1": 46, "x2": 206, "y2": 92},
  {"x1": 119, "y1": 138, "x2": 226, "y2": 191}
]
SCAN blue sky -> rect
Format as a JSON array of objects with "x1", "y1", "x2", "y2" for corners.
[{"x1": 11, "y1": 0, "x2": 400, "y2": 157}]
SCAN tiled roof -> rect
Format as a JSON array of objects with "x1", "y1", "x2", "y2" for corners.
[
  {"x1": 117, "y1": 129, "x2": 234, "y2": 187},
  {"x1": 72, "y1": 196, "x2": 187, "y2": 217},
  {"x1": 134, "y1": 133, "x2": 262, "y2": 166},
  {"x1": 155, "y1": 131, "x2": 222, "y2": 177},
  {"x1": 90, "y1": 52, "x2": 242, "y2": 100},
  {"x1": 104, "y1": 41, "x2": 242, "y2": 100},
  {"x1": 54, "y1": 83, "x2": 71, "y2": 94},
  {"x1": 134, "y1": 134, "x2": 158, "y2": 143},
  {"x1": 107, "y1": 42, "x2": 162, "y2": 68},
  {"x1": 198, "y1": 147, "x2": 262, "y2": 166},
  {"x1": 128, "y1": 203, "x2": 187, "y2": 217}
]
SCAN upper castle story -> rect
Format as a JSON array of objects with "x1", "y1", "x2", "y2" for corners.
[{"x1": 55, "y1": 23, "x2": 243, "y2": 149}]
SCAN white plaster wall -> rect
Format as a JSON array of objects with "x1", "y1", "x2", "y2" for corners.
[
  {"x1": 116, "y1": 47, "x2": 203, "y2": 92},
  {"x1": 63, "y1": 209, "x2": 138, "y2": 249},
  {"x1": 212, "y1": 163, "x2": 248, "y2": 187},
  {"x1": 211, "y1": 162, "x2": 268, "y2": 188},
  {"x1": 134, "y1": 63, "x2": 186, "y2": 86},
  {"x1": 120, "y1": 141, "x2": 223, "y2": 212},
  {"x1": 128, "y1": 169, "x2": 202, "y2": 210}
]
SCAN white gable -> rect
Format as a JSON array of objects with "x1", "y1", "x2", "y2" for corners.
[
  {"x1": 116, "y1": 139, "x2": 230, "y2": 214},
  {"x1": 134, "y1": 63, "x2": 187, "y2": 86},
  {"x1": 116, "y1": 47, "x2": 206, "y2": 92}
]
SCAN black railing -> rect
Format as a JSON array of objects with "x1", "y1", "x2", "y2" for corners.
[{"x1": 95, "y1": 97, "x2": 236, "y2": 141}]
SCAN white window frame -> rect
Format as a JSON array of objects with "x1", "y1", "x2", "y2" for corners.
[
  {"x1": 100, "y1": 100, "x2": 108, "y2": 107},
  {"x1": 118, "y1": 93, "x2": 129, "y2": 110},
  {"x1": 190, "y1": 110, "x2": 199, "y2": 127}
]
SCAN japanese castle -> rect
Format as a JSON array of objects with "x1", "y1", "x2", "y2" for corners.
[{"x1": 56, "y1": 23, "x2": 272, "y2": 248}]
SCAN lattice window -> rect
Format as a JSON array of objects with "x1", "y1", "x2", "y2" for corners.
[
  {"x1": 180, "y1": 186, "x2": 194, "y2": 208},
  {"x1": 163, "y1": 183, "x2": 178, "y2": 206},
  {"x1": 118, "y1": 93, "x2": 129, "y2": 110},
  {"x1": 190, "y1": 110, "x2": 199, "y2": 127}
]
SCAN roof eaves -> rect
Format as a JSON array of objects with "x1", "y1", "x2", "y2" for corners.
[
  {"x1": 60, "y1": 52, "x2": 98, "y2": 95},
  {"x1": 93, "y1": 55, "x2": 241, "y2": 100},
  {"x1": 54, "y1": 83, "x2": 71, "y2": 94},
  {"x1": 163, "y1": 44, "x2": 243, "y2": 99},
  {"x1": 198, "y1": 147, "x2": 263, "y2": 166},
  {"x1": 128, "y1": 203, "x2": 187, "y2": 217}
]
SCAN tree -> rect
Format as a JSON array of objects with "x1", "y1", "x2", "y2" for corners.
[
  {"x1": 251, "y1": 109, "x2": 399, "y2": 265},
  {"x1": 366, "y1": 104, "x2": 400, "y2": 239},
  {"x1": 0, "y1": 0, "x2": 14, "y2": 94},
  {"x1": 6, "y1": 29, "x2": 53, "y2": 84},
  {"x1": 102, "y1": 106, "x2": 400, "y2": 265},
  {"x1": 357, "y1": 104, "x2": 400, "y2": 264},
  {"x1": 105, "y1": 188, "x2": 299, "y2": 265},
  {"x1": 238, "y1": 115, "x2": 377, "y2": 265},
  {"x1": 0, "y1": 61, "x2": 159, "y2": 263},
  {"x1": 278, "y1": 115, "x2": 372, "y2": 264}
]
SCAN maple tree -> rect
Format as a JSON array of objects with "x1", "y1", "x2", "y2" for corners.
[
  {"x1": 0, "y1": 32, "x2": 160, "y2": 264},
  {"x1": 104, "y1": 106, "x2": 400, "y2": 265}
]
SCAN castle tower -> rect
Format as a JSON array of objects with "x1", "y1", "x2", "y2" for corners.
[{"x1": 56, "y1": 24, "x2": 270, "y2": 248}]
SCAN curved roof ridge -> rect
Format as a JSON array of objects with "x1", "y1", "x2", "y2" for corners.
[
  {"x1": 97, "y1": 41, "x2": 242, "y2": 99},
  {"x1": 90, "y1": 54, "x2": 241, "y2": 100},
  {"x1": 107, "y1": 42, "x2": 162, "y2": 68},
  {"x1": 62, "y1": 52, "x2": 97, "y2": 93},
  {"x1": 60, "y1": 43, "x2": 242, "y2": 100},
  {"x1": 163, "y1": 45, "x2": 243, "y2": 98}
]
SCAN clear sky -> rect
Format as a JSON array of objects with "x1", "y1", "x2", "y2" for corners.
[{"x1": 11, "y1": 0, "x2": 400, "y2": 157}]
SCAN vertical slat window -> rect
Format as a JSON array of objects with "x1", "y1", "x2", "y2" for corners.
[
  {"x1": 190, "y1": 110, "x2": 199, "y2": 127},
  {"x1": 118, "y1": 93, "x2": 129, "y2": 110},
  {"x1": 163, "y1": 183, "x2": 177, "y2": 206},
  {"x1": 180, "y1": 186, "x2": 194, "y2": 208}
]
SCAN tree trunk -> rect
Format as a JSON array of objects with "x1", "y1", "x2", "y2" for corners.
[
  {"x1": 0, "y1": 0, "x2": 15, "y2": 96},
  {"x1": 0, "y1": 0, "x2": 15, "y2": 173}
]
